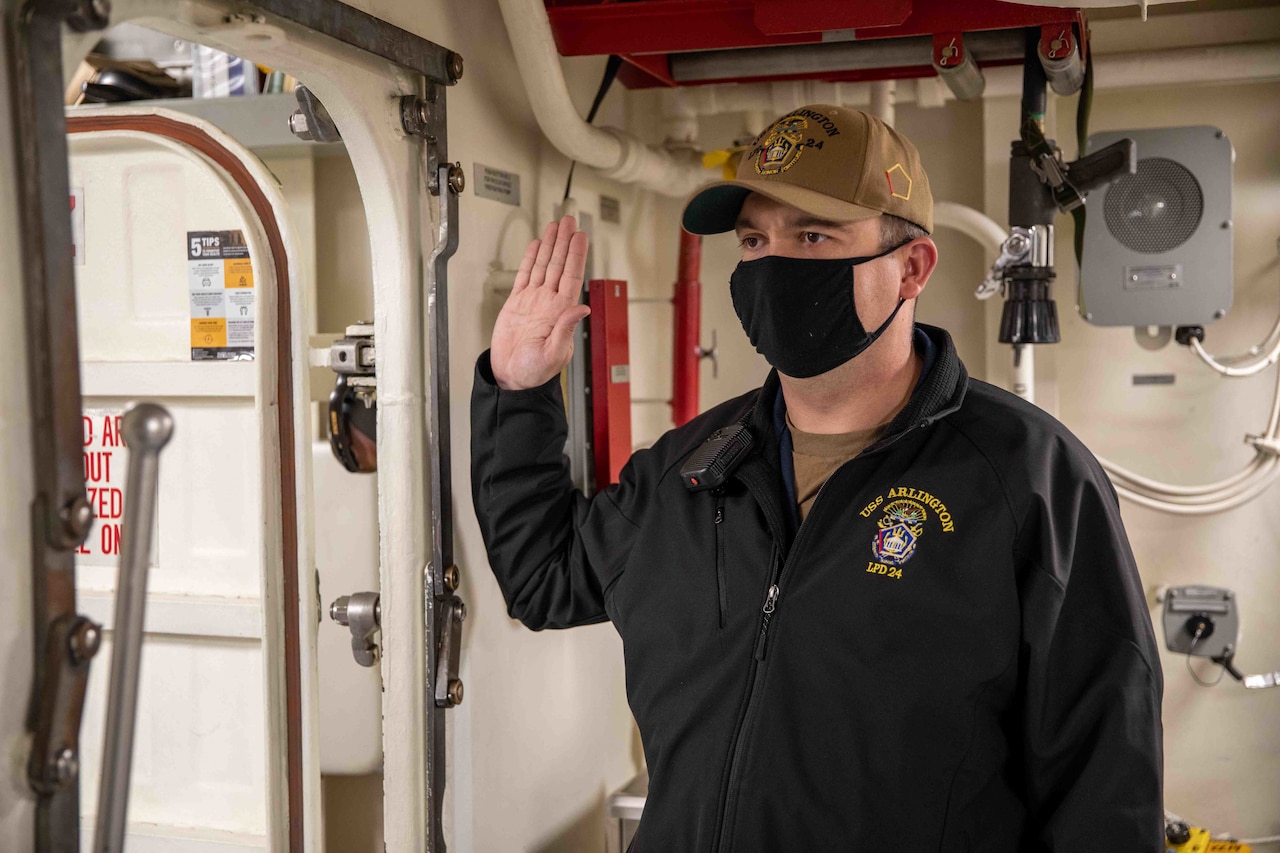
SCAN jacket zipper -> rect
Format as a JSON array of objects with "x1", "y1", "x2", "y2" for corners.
[
  {"x1": 748, "y1": 469, "x2": 833, "y2": 662},
  {"x1": 712, "y1": 475, "x2": 835, "y2": 852},
  {"x1": 714, "y1": 490, "x2": 728, "y2": 629},
  {"x1": 713, "y1": 423, "x2": 934, "y2": 853},
  {"x1": 753, "y1": 584, "x2": 779, "y2": 659},
  {"x1": 711, "y1": 549, "x2": 780, "y2": 853},
  {"x1": 711, "y1": 416, "x2": 939, "y2": 851}
]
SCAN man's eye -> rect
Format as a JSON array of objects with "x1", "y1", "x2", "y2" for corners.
[
  {"x1": 739, "y1": 236, "x2": 760, "y2": 250},
  {"x1": 803, "y1": 232, "x2": 828, "y2": 244}
]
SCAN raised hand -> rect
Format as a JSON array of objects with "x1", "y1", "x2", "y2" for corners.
[{"x1": 490, "y1": 215, "x2": 591, "y2": 391}]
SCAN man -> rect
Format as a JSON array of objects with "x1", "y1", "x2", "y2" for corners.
[{"x1": 471, "y1": 104, "x2": 1163, "y2": 851}]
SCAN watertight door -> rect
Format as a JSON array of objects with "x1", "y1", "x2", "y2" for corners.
[{"x1": 65, "y1": 108, "x2": 321, "y2": 852}]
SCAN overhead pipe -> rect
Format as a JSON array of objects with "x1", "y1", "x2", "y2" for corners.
[
  {"x1": 496, "y1": 0, "x2": 710, "y2": 198},
  {"x1": 934, "y1": 201, "x2": 1008, "y2": 260},
  {"x1": 664, "y1": 41, "x2": 1280, "y2": 119},
  {"x1": 869, "y1": 79, "x2": 896, "y2": 127},
  {"x1": 671, "y1": 30, "x2": 1026, "y2": 84}
]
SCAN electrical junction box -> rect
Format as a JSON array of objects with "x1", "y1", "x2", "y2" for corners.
[
  {"x1": 1080, "y1": 125, "x2": 1233, "y2": 328},
  {"x1": 1162, "y1": 585, "x2": 1239, "y2": 660}
]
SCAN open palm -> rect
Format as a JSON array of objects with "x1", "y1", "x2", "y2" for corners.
[{"x1": 490, "y1": 215, "x2": 591, "y2": 391}]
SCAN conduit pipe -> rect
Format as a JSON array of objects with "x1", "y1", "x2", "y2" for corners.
[
  {"x1": 870, "y1": 80, "x2": 896, "y2": 127},
  {"x1": 496, "y1": 0, "x2": 710, "y2": 197},
  {"x1": 664, "y1": 41, "x2": 1280, "y2": 121},
  {"x1": 934, "y1": 202, "x2": 1008, "y2": 262}
]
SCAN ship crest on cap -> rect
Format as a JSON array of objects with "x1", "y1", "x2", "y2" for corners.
[{"x1": 754, "y1": 116, "x2": 808, "y2": 176}]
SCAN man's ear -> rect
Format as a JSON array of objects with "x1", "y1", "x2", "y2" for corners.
[{"x1": 898, "y1": 237, "x2": 938, "y2": 301}]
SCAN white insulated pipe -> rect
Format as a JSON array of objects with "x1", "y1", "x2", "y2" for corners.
[
  {"x1": 933, "y1": 201, "x2": 1008, "y2": 261},
  {"x1": 496, "y1": 0, "x2": 710, "y2": 197},
  {"x1": 1011, "y1": 345, "x2": 1035, "y2": 405},
  {"x1": 869, "y1": 80, "x2": 896, "y2": 127},
  {"x1": 666, "y1": 40, "x2": 1280, "y2": 119}
]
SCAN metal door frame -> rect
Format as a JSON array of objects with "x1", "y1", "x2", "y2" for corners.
[{"x1": 4, "y1": 0, "x2": 463, "y2": 850}]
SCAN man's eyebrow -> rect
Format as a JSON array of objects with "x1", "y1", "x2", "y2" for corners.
[
  {"x1": 791, "y1": 215, "x2": 848, "y2": 231},
  {"x1": 735, "y1": 214, "x2": 851, "y2": 232}
]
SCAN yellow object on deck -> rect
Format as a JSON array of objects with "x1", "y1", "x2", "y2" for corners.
[{"x1": 1167, "y1": 826, "x2": 1252, "y2": 853}]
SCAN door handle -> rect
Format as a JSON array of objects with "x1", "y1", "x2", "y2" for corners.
[{"x1": 92, "y1": 403, "x2": 173, "y2": 853}]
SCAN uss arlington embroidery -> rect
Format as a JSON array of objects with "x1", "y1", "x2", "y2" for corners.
[
  {"x1": 860, "y1": 486, "x2": 957, "y2": 580},
  {"x1": 755, "y1": 117, "x2": 808, "y2": 175}
]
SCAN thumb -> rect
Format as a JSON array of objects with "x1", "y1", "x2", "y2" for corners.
[{"x1": 548, "y1": 304, "x2": 591, "y2": 352}]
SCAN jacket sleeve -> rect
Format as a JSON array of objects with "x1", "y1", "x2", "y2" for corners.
[
  {"x1": 470, "y1": 351, "x2": 648, "y2": 630},
  {"x1": 1014, "y1": 436, "x2": 1164, "y2": 850}
]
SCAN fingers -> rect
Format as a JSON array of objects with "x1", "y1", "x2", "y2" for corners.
[
  {"x1": 527, "y1": 220, "x2": 559, "y2": 290},
  {"x1": 511, "y1": 238, "x2": 541, "y2": 294},
  {"x1": 558, "y1": 231, "x2": 590, "y2": 301},
  {"x1": 542, "y1": 215, "x2": 577, "y2": 291},
  {"x1": 520, "y1": 216, "x2": 584, "y2": 297}
]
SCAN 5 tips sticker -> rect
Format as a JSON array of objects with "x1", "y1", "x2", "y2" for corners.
[{"x1": 188, "y1": 229, "x2": 255, "y2": 361}]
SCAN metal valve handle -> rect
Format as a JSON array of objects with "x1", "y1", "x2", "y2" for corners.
[
  {"x1": 697, "y1": 329, "x2": 720, "y2": 380},
  {"x1": 93, "y1": 403, "x2": 173, "y2": 853}
]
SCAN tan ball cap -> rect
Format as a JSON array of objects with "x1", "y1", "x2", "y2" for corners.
[{"x1": 682, "y1": 104, "x2": 933, "y2": 236}]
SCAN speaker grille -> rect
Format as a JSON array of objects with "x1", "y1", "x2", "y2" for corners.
[{"x1": 1103, "y1": 156, "x2": 1204, "y2": 254}]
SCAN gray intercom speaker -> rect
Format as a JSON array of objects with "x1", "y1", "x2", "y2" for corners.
[{"x1": 1080, "y1": 125, "x2": 1233, "y2": 328}]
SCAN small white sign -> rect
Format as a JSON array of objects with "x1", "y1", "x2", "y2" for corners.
[
  {"x1": 600, "y1": 194, "x2": 621, "y2": 224},
  {"x1": 474, "y1": 163, "x2": 522, "y2": 206}
]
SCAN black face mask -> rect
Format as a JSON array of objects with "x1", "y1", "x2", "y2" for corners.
[{"x1": 729, "y1": 245, "x2": 906, "y2": 378}]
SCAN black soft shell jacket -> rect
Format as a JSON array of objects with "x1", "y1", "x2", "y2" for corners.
[{"x1": 471, "y1": 325, "x2": 1163, "y2": 852}]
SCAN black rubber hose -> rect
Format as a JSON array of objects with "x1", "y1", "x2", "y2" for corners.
[
  {"x1": 563, "y1": 54, "x2": 625, "y2": 202},
  {"x1": 1021, "y1": 27, "x2": 1047, "y2": 122}
]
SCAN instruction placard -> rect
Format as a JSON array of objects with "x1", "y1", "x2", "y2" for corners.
[
  {"x1": 474, "y1": 163, "x2": 522, "y2": 206},
  {"x1": 188, "y1": 230, "x2": 255, "y2": 361},
  {"x1": 76, "y1": 408, "x2": 157, "y2": 567}
]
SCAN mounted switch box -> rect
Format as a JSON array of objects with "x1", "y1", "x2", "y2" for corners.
[{"x1": 1162, "y1": 585, "x2": 1238, "y2": 660}]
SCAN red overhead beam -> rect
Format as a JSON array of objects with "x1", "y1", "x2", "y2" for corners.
[{"x1": 546, "y1": 0, "x2": 1084, "y2": 60}]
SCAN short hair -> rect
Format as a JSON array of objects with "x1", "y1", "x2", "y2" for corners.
[{"x1": 880, "y1": 214, "x2": 929, "y2": 252}]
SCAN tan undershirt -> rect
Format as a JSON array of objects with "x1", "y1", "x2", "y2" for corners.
[{"x1": 787, "y1": 411, "x2": 886, "y2": 521}]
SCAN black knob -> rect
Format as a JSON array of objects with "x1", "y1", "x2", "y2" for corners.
[{"x1": 1166, "y1": 820, "x2": 1192, "y2": 845}]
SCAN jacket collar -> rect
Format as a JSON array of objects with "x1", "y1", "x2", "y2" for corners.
[
  {"x1": 745, "y1": 323, "x2": 967, "y2": 450},
  {"x1": 733, "y1": 324, "x2": 969, "y2": 548}
]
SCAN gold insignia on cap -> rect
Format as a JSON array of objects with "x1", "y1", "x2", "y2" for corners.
[
  {"x1": 754, "y1": 117, "x2": 808, "y2": 176},
  {"x1": 885, "y1": 163, "x2": 912, "y2": 200}
]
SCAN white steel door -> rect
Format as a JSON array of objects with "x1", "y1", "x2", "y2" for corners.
[{"x1": 65, "y1": 109, "x2": 321, "y2": 852}]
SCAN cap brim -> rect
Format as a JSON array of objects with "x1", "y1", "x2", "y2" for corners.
[{"x1": 681, "y1": 179, "x2": 884, "y2": 235}]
